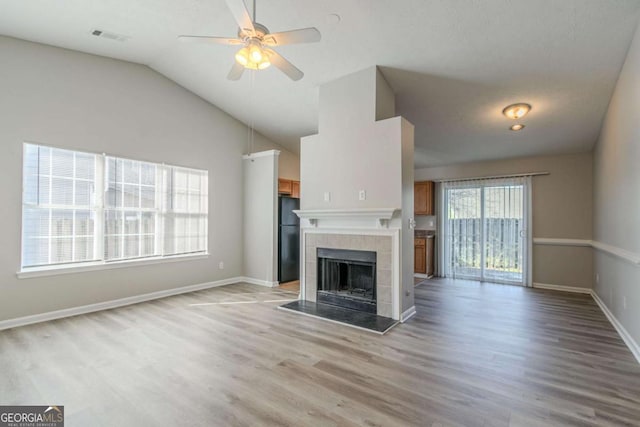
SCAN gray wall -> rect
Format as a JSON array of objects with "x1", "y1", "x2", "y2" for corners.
[
  {"x1": 415, "y1": 152, "x2": 594, "y2": 289},
  {"x1": 0, "y1": 36, "x2": 285, "y2": 321},
  {"x1": 593, "y1": 20, "x2": 640, "y2": 346}
]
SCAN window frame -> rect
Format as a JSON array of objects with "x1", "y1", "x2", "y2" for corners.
[{"x1": 18, "y1": 143, "x2": 209, "y2": 278}]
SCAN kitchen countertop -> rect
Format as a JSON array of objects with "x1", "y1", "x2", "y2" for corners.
[{"x1": 415, "y1": 229, "x2": 435, "y2": 238}]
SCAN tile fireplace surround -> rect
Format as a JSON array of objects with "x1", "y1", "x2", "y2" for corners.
[{"x1": 303, "y1": 233, "x2": 394, "y2": 318}]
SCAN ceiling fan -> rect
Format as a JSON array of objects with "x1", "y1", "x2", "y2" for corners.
[{"x1": 178, "y1": 0, "x2": 321, "y2": 81}]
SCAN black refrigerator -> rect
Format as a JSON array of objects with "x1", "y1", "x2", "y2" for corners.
[{"x1": 278, "y1": 196, "x2": 300, "y2": 283}]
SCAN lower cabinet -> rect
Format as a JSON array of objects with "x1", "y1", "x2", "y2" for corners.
[
  {"x1": 426, "y1": 236, "x2": 434, "y2": 277},
  {"x1": 415, "y1": 238, "x2": 426, "y2": 274},
  {"x1": 415, "y1": 235, "x2": 435, "y2": 277}
]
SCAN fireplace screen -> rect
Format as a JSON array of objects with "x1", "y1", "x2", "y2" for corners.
[{"x1": 317, "y1": 248, "x2": 376, "y2": 313}]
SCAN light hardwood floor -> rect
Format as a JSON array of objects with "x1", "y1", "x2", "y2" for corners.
[{"x1": 1, "y1": 279, "x2": 639, "y2": 426}]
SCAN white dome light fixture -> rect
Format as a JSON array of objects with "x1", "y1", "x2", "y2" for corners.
[{"x1": 503, "y1": 103, "x2": 531, "y2": 120}]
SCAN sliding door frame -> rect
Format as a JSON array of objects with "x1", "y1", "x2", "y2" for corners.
[{"x1": 442, "y1": 178, "x2": 531, "y2": 287}]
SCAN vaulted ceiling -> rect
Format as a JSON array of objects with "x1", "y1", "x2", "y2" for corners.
[{"x1": 1, "y1": 0, "x2": 639, "y2": 167}]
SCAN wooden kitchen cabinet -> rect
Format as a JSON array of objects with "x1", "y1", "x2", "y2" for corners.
[
  {"x1": 414, "y1": 238, "x2": 426, "y2": 274},
  {"x1": 278, "y1": 178, "x2": 292, "y2": 195},
  {"x1": 291, "y1": 181, "x2": 300, "y2": 198},
  {"x1": 278, "y1": 178, "x2": 301, "y2": 198},
  {"x1": 426, "y1": 236, "x2": 435, "y2": 277},
  {"x1": 414, "y1": 181, "x2": 434, "y2": 215},
  {"x1": 415, "y1": 235, "x2": 435, "y2": 277}
]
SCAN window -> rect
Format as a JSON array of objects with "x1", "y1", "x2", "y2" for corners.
[
  {"x1": 104, "y1": 157, "x2": 159, "y2": 261},
  {"x1": 22, "y1": 145, "x2": 98, "y2": 267},
  {"x1": 163, "y1": 166, "x2": 208, "y2": 256},
  {"x1": 21, "y1": 143, "x2": 208, "y2": 272}
]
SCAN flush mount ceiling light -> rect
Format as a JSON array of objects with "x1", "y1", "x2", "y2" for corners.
[
  {"x1": 178, "y1": 0, "x2": 321, "y2": 81},
  {"x1": 503, "y1": 103, "x2": 531, "y2": 120},
  {"x1": 510, "y1": 124, "x2": 525, "y2": 131}
]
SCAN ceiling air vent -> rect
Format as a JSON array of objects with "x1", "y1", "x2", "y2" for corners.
[{"x1": 91, "y1": 29, "x2": 130, "y2": 42}]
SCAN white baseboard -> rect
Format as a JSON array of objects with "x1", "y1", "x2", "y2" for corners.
[
  {"x1": 0, "y1": 276, "x2": 244, "y2": 331},
  {"x1": 413, "y1": 273, "x2": 429, "y2": 279},
  {"x1": 400, "y1": 305, "x2": 417, "y2": 323},
  {"x1": 591, "y1": 291, "x2": 640, "y2": 364},
  {"x1": 532, "y1": 282, "x2": 592, "y2": 294},
  {"x1": 240, "y1": 277, "x2": 279, "y2": 287}
]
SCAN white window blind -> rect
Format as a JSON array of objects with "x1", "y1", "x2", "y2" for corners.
[
  {"x1": 163, "y1": 166, "x2": 208, "y2": 256},
  {"x1": 104, "y1": 157, "x2": 159, "y2": 261},
  {"x1": 22, "y1": 143, "x2": 208, "y2": 271},
  {"x1": 22, "y1": 144, "x2": 98, "y2": 268}
]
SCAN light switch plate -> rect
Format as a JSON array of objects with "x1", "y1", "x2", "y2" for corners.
[
  {"x1": 359, "y1": 190, "x2": 366, "y2": 201},
  {"x1": 324, "y1": 192, "x2": 331, "y2": 202}
]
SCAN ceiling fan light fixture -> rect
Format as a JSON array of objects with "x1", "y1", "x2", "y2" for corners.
[
  {"x1": 257, "y1": 56, "x2": 271, "y2": 69},
  {"x1": 235, "y1": 40, "x2": 270, "y2": 69},
  {"x1": 179, "y1": 0, "x2": 320, "y2": 81},
  {"x1": 234, "y1": 47, "x2": 249, "y2": 66},
  {"x1": 503, "y1": 103, "x2": 531, "y2": 120},
  {"x1": 249, "y1": 45, "x2": 263, "y2": 62}
]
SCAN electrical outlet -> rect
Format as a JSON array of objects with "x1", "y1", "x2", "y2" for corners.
[
  {"x1": 324, "y1": 192, "x2": 331, "y2": 202},
  {"x1": 359, "y1": 190, "x2": 366, "y2": 201},
  {"x1": 219, "y1": 261, "x2": 224, "y2": 270}
]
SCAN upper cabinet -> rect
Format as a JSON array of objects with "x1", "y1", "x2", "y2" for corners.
[
  {"x1": 278, "y1": 178, "x2": 293, "y2": 195},
  {"x1": 414, "y1": 181, "x2": 434, "y2": 215},
  {"x1": 291, "y1": 181, "x2": 300, "y2": 198},
  {"x1": 278, "y1": 178, "x2": 301, "y2": 199}
]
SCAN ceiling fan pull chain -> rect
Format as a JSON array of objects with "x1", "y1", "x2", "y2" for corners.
[{"x1": 250, "y1": 69, "x2": 256, "y2": 154}]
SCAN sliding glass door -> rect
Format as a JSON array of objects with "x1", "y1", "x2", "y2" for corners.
[{"x1": 443, "y1": 177, "x2": 531, "y2": 286}]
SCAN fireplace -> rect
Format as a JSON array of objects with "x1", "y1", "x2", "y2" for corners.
[{"x1": 317, "y1": 248, "x2": 377, "y2": 313}]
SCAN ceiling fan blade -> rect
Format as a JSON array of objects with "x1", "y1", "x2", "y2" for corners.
[
  {"x1": 263, "y1": 27, "x2": 321, "y2": 46},
  {"x1": 266, "y1": 49, "x2": 304, "y2": 81},
  {"x1": 227, "y1": 62, "x2": 245, "y2": 80},
  {"x1": 178, "y1": 35, "x2": 243, "y2": 45},
  {"x1": 224, "y1": 0, "x2": 255, "y2": 35}
]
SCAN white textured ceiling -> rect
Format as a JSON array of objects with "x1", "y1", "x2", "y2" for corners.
[{"x1": 1, "y1": 0, "x2": 639, "y2": 167}]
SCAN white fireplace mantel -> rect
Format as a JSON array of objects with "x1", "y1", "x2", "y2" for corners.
[{"x1": 293, "y1": 208, "x2": 399, "y2": 228}]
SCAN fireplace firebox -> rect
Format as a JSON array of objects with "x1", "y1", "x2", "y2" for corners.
[{"x1": 317, "y1": 248, "x2": 377, "y2": 313}]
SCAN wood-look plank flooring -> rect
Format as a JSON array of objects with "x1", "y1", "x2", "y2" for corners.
[
  {"x1": 1, "y1": 278, "x2": 639, "y2": 426},
  {"x1": 278, "y1": 280, "x2": 300, "y2": 293}
]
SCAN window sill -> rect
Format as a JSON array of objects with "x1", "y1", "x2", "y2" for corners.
[{"x1": 17, "y1": 253, "x2": 210, "y2": 279}]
